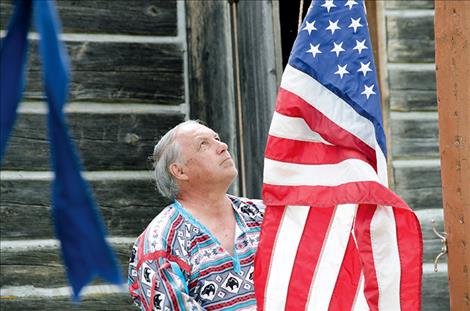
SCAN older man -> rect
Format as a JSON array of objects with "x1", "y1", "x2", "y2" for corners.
[{"x1": 128, "y1": 120, "x2": 264, "y2": 310}]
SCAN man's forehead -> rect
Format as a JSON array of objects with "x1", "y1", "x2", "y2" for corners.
[{"x1": 176, "y1": 123, "x2": 217, "y2": 140}]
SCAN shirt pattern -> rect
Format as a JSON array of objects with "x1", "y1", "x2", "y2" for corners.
[{"x1": 128, "y1": 195, "x2": 264, "y2": 311}]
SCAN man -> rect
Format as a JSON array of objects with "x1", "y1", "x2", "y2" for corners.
[{"x1": 128, "y1": 120, "x2": 264, "y2": 310}]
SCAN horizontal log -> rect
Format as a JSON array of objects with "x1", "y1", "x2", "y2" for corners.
[
  {"x1": 0, "y1": 0, "x2": 177, "y2": 36},
  {"x1": 422, "y1": 268, "x2": 450, "y2": 311},
  {"x1": 22, "y1": 41, "x2": 184, "y2": 103},
  {"x1": 2, "y1": 110, "x2": 185, "y2": 170},
  {"x1": 386, "y1": 15, "x2": 434, "y2": 41},
  {"x1": 1, "y1": 242, "x2": 133, "y2": 288},
  {"x1": 385, "y1": 1, "x2": 434, "y2": 10},
  {"x1": 390, "y1": 112, "x2": 439, "y2": 158},
  {"x1": 387, "y1": 38, "x2": 435, "y2": 63},
  {"x1": 0, "y1": 175, "x2": 171, "y2": 239},
  {"x1": 390, "y1": 90, "x2": 437, "y2": 112},
  {"x1": 388, "y1": 64, "x2": 436, "y2": 91},
  {"x1": 0, "y1": 293, "x2": 134, "y2": 311}
]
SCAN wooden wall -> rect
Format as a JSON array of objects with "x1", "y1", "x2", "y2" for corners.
[
  {"x1": 0, "y1": 0, "x2": 186, "y2": 309},
  {"x1": 385, "y1": 1, "x2": 449, "y2": 310}
]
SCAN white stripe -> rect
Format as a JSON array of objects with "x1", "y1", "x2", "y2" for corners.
[
  {"x1": 281, "y1": 64, "x2": 377, "y2": 151},
  {"x1": 370, "y1": 206, "x2": 401, "y2": 310},
  {"x1": 306, "y1": 204, "x2": 358, "y2": 311},
  {"x1": 352, "y1": 273, "x2": 369, "y2": 311},
  {"x1": 264, "y1": 158, "x2": 380, "y2": 187},
  {"x1": 269, "y1": 112, "x2": 332, "y2": 145},
  {"x1": 376, "y1": 145, "x2": 388, "y2": 186},
  {"x1": 264, "y1": 205, "x2": 310, "y2": 310}
]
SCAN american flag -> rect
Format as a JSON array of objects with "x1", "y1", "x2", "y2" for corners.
[{"x1": 254, "y1": 0, "x2": 422, "y2": 310}]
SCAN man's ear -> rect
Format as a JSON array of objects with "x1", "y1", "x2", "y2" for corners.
[{"x1": 169, "y1": 163, "x2": 188, "y2": 181}]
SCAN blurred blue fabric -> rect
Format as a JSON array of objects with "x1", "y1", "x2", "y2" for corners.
[{"x1": 0, "y1": 0, "x2": 123, "y2": 300}]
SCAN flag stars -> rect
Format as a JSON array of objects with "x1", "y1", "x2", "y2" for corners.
[
  {"x1": 321, "y1": 0, "x2": 336, "y2": 12},
  {"x1": 326, "y1": 20, "x2": 341, "y2": 35},
  {"x1": 307, "y1": 43, "x2": 322, "y2": 58},
  {"x1": 303, "y1": 20, "x2": 317, "y2": 35},
  {"x1": 345, "y1": 0, "x2": 358, "y2": 10},
  {"x1": 357, "y1": 61, "x2": 372, "y2": 76},
  {"x1": 331, "y1": 42, "x2": 345, "y2": 57},
  {"x1": 353, "y1": 39, "x2": 368, "y2": 54},
  {"x1": 334, "y1": 64, "x2": 349, "y2": 79},
  {"x1": 348, "y1": 17, "x2": 363, "y2": 33},
  {"x1": 361, "y1": 84, "x2": 376, "y2": 99}
]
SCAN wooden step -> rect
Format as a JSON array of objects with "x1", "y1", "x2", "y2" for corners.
[
  {"x1": 388, "y1": 63, "x2": 436, "y2": 91},
  {"x1": 1, "y1": 238, "x2": 134, "y2": 288},
  {"x1": 1, "y1": 103, "x2": 185, "y2": 170},
  {"x1": 0, "y1": 171, "x2": 171, "y2": 239},
  {"x1": 0, "y1": 0, "x2": 177, "y2": 36}
]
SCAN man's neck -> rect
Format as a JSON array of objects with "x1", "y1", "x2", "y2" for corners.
[{"x1": 177, "y1": 190, "x2": 231, "y2": 218}]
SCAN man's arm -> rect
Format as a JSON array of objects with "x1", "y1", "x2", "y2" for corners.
[{"x1": 128, "y1": 241, "x2": 204, "y2": 311}]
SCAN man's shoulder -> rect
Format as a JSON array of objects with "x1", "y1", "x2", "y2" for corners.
[{"x1": 136, "y1": 203, "x2": 182, "y2": 252}]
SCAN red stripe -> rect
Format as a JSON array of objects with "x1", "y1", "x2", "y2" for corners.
[
  {"x1": 166, "y1": 215, "x2": 183, "y2": 253},
  {"x1": 275, "y1": 88, "x2": 377, "y2": 169},
  {"x1": 354, "y1": 204, "x2": 379, "y2": 311},
  {"x1": 189, "y1": 235, "x2": 210, "y2": 250},
  {"x1": 265, "y1": 135, "x2": 369, "y2": 165},
  {"x1": 263, "y1": 182, "x2": 408, "y2": 209},
  {"x1": 254, "y1": 205, "x2": 286, "y2": 311},
  {"x1": 328, "y1": 234, "x2": 362, "y2": 311},
  {"x1": 160, "y1": 268, "x2": 181, "y2": 311},
  {"x1": 395, "y1": 208, "x2": 423, "y2": 310},
  {"x1": 138, "y1": 250, "x2": 190, "y2": 273},
  {"x1": 285, "y1": 206, "x2": 335, "y2": 309}
]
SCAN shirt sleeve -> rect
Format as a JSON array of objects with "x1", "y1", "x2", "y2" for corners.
[{"x1": 128, "y1": 240, "x2": 204, "y2": 311}]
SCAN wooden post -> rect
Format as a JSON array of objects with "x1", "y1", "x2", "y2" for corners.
[
  {"x1": 365, "y1": 0, "x2": 394, "y2": 187},
  {"x1": 434, "y1": 1, "x2": 470, "y2": 310}
]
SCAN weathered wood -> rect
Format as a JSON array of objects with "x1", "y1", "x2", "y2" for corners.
[
  {"x1": 2, "y1": 111, "x2": 184, "y2": 170},
  {"x1": 21, "y1": 41, "x2": 184, "y2": 103},
  {"x1": 385, "y1": 1, "x2": 434, "y2": 10},
  {"x1": 393, "y1": 162, "x2": 442, "y2": 210},
  {"x1": 0, "y1": 243, "x2": 133, "y2": 288},
  {"x1": 1, "y1": 177, "x2": 170, "y2": 239},
  {"x1": 388, "y1": 65, "x2": 436, "y2": 91},
  {"x1": 391, "y1": 113, "x2": 439, "y2": 158},
  {"x1": 236, "y1": 0, "x2": 282, "y2": 198},
  {"x1": 0, "y1": 0, "x2": 177, "y2": 36},
  {"x1": 387, "y1": 38, "x2": 435, "y2": 63},
  {"x1": 0, "y1": 293, "x2": 134, "y2": 311},
  {"x1": 386, "y1": 15, "x2": 435, "y2": 63},
  {"x1": 390, "y1": 90, "x2": 437, "y2": 112},
  {"x1": 422, "y1": 269, "x2": 450, "y2": 311},
  {"x1": 186, "y1": 1, "x2": 239, "y2": 195},
  {"x1": 435, "y1": 1, "x2": 470, "y2": 309}
]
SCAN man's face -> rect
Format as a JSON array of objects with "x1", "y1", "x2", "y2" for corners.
[{"x1": 175, "y1": 123, "x2": 238, "y2": 187}]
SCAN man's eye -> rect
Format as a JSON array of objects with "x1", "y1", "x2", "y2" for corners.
[{"x1": 215, "y1": 137, "x2": 221, "y2": 141}]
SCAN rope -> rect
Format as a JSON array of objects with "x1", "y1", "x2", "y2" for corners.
[{"x1": 298, "y1": 0, "x2": 305, "y2": 31}]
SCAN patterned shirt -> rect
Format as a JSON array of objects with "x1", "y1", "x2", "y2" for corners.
[{"x1": 128, "y1": 195, "x2": 264, "y2": 311}]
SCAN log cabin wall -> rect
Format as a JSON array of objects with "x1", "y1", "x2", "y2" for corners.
[
  {"x1": 385, "y1": 1, "x2": 449, "y2": 310},
  {"x1": 0, "y1": 0, "x2": 186, "y2": 309}
]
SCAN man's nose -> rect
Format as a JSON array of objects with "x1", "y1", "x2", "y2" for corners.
[{"x1": 216, "y1": 140, "x2": 228, "y2": 154}]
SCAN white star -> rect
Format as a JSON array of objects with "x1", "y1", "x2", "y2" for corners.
[
  {"x1": 303, "y1": 20, "x2": 317, "y2": 35},
  {"x1": 345, "y1": 0, "x2": 358, "y2": 10},
  {"x1": 307, "y1": 43, "x2": 322, "y2": 58},
  {"x1": 326, "y1": 20, "x2": 341, "y2": 35},
  {"x1": 353, "y1": 39, "x2": 368, "y2": 54},
  {"x1": 348, "y1": 17, "x2": 363, "y2": 33},
  {"x1": 357, "y1": 61, "x2": 372, "y2": 77},
  {"x1": 334, "y1": 64, "x2": 349, "y2": 79},
  {"x1": 361, "y1": 84, "x2": 376, "y2": 99},
  {"x1": 321, "y1": 0, "x2": 336, "y2": 12},
  {"x1": 331, "y1": 41, "x2": 345, "y2": 57}
]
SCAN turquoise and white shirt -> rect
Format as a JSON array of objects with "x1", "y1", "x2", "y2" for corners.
[{"x1": 128, "y1": 195, "x2": 264, "y2": 311}]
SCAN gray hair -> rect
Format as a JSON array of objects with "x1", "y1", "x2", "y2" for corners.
[{"x1": 152, "y1": 120, "x2": 203, "y2": 199}]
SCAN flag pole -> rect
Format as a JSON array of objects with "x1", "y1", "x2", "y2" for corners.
[{"x1": 435, "y1": 1, "x2": 470, "y2": 310}]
